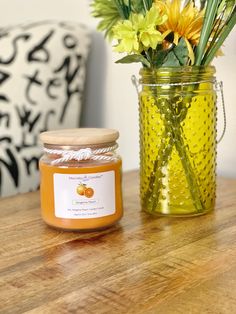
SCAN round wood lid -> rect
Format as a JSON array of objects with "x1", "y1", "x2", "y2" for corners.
[{"x1": 40, "y1": 128, "x2": 119, "y2": 146}]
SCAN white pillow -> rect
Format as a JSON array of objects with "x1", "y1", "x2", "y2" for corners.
[{"x1": 0, "y1": 21, "x2": 91, "y2": 197}]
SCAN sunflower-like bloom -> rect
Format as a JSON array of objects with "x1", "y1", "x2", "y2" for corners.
[
  {"x1": 113, "y1": 5, "x2": 167, "y2": 54},
  {"x1": 155, "y1": 0, "x2": 204, "y2": 64}
]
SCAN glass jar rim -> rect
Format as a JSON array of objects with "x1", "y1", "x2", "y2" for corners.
[
  {"x1": 139, "y1": 65, "x2": 216, "y2": 75},
  {"x1": 139, "y1": 65, "x2": 216, "y2": 76},
  {"x1": 139, "y1": 66, "x2": 216, "y2": 84}
]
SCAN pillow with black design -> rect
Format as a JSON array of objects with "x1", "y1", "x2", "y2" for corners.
[{"x1": 0, "y1": 21, "x2": 91, "y2": 197}]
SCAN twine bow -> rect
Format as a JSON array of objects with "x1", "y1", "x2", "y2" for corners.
[{"x1": 44, "y1": 144, "x2": 118, "y2": 165}]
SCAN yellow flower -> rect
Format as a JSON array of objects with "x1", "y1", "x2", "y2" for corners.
[
  {"x1": 113, "y1": 4, "x2": 166, "y2": 54},
  {"x1": 113, "y1": 19, "x2": 140, "y2": 53},
  {"x1": 155, "y1": 0, "x2": 204, "y2": 64}
]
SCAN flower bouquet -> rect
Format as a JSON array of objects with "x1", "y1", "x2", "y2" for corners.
[{"x1": 91, "y1": 0, "x2": 236, "y2": 216}]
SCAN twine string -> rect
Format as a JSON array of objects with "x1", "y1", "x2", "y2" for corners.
[{"x1": 44, "y1": 144, "x2": 118, "y2": 165}]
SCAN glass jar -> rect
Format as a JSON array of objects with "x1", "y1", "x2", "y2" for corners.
[
  {"x1": 139, "y1": 66, "x2": 217, "y2": 216},
  {"x1": 39, "y1": 128, "x2": 123, "y2": 231}
]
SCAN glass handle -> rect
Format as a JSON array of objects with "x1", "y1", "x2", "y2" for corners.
[
  {"x1": 215, "y1": 81, "x2": 226, "y2": 144},
  {"x1": 131, "y1": 75, "x2": 140, "y2": 95}
]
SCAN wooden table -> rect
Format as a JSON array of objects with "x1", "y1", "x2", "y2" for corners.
[{"x1": 1, "y1": 171, "x2": 236, "y2": 314}]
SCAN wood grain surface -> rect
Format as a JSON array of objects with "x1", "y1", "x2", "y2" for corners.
[{"x1": 0, "y1": 171, "x2": 236, "y2": 314}]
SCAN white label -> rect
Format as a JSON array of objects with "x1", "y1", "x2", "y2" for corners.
[{"x1": 53, "y1": 171, "x2": 116, "y2": 219}]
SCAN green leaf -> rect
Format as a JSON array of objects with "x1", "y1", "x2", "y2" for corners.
[
  {"x1": 115, "y1": 54, "x2": 150, "y2": 67},
  {"x1": 114, "y1": 0, "x2": 131, "y2": 19},
  {"x1": 203, "y1": 8, "x2": 236, "y2": 65},
  {"x1": 218, "y1": 0, "x2": 235, "y2": 16},
  {"x1": 153, "y1": 46, "x2": 169, "y2": 67},
  {"x1": 200, "y1": 0, "x2": 207, "y2": 10},
  {"x1": 142, "y1": 0, "x2": 153, "y2": 11},
  {"x1": 195, "y1": 0, "x2": 221, "y2": 65},
  {"x1": 91, "y1": 0, "x2": 122, "y2": 39},
  {"x1": 131, "y1": 0, "x2": 145, "y2": 13},
  {"x1": 161, "y1": 38, "x2": 189, "y2": 67},
  {"x1": 202, "y1": 1, "x2": 236, "y2": 64},
  {"x1": 173, "y1": 38, "x2": 189, "y2": 66},
  {"x1": 162, "y1": 51, "x2": 181, "y2": 67}
]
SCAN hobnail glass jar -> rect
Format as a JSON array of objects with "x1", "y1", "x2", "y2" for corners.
[
  {"x1": 39, "y1": 128, "x2": 123, "y2": 231},
  {"x1": 138, "y1": 66, "x2": 217, "y2": 216}
]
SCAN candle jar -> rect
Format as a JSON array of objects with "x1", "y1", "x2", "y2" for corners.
[{"x1": 39, "y1": 128, "x2": 123, "y2": 231}]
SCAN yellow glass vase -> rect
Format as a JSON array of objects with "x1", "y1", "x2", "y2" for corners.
[{"x1": 138, "y1": 66, "x2": 217, "y2": 216}]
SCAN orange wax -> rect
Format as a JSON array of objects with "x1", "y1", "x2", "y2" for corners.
[{"x1": 39, "y1": 159, "x2": 123, "y2": 231}]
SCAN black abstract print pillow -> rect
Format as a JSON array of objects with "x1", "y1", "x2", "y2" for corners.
[{"x1": 0, "y1": 21, "x2": 91, "y2": 197}]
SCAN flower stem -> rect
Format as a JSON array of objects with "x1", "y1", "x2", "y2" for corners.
[
  {"x1": 142, "y1": 130, "x2": 173, "y2": 209},
  {"x1": 142, "y1": 92, "x2": 205, "y2": 214}
]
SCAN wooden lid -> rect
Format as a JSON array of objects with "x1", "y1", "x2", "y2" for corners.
[{"x1": 40, "y1": 128, "x2": 119, "y2": 146}]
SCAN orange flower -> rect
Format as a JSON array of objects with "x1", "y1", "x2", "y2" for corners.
[{"x1": 155, "y1": 0, "x2": 204, "y2": 64}]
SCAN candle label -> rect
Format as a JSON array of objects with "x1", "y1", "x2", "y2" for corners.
[{"x1": 53, "y1": 171, "x2": 116, "y2": 219}]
